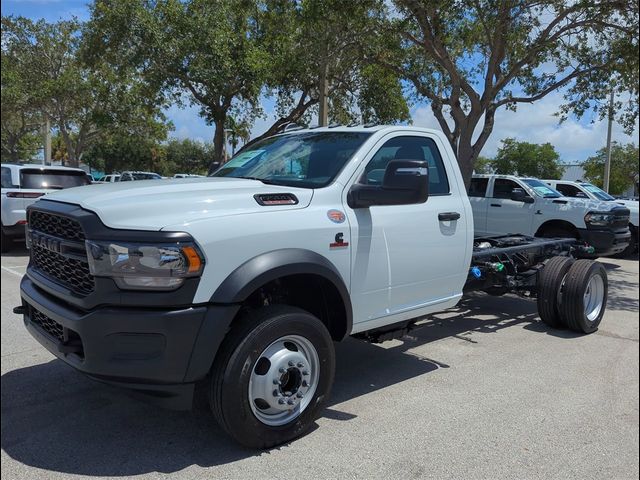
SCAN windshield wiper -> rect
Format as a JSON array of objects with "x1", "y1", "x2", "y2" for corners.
[{"x1": 233, "y1": 176, "x2": 279, "y2": 185}]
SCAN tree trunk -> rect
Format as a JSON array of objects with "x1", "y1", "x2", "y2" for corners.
[
  {"x1": 209, "y1": 114, "x2": 226, "y2": 174},
  {"x1": 60, "y1": 128, "x2": 79, "y2": 168},
  {"x1": 456, "y1": 141, "x2": 476, "y2": 190}
]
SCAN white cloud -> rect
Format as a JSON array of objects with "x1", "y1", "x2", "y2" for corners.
[{"x1": 411, "y1": 91, "x2": 639, "y2": 163}]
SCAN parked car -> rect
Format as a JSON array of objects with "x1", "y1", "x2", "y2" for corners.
[
  {"x1": 1, "y1": 163, "x2": 91, "y2": 252},
  {"x1": 96, "y1": 174, "x2": 121, "y2": 183},
  {"x1": 469, "y1": 174, "x2": 631, "y2": 257},
  {"x1": 173, "y1": 173, "x2": 206, "y2": 178},
  {"x1": 543, "y1": 179, "x2": 639, "y2": 256},
  {"x1": 17, "y1": 126, "x2": 609, "y2": 448},
  {"x1": 120, "y1": 171, "x2": 162, "y2": 181}
]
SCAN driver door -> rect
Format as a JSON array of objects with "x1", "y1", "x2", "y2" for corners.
[
  {"x1": 484, "y1": 178, "x2": 536, "y2": 236},
  {"x1": 345, "y1": 134, "x2": 470, "y2": 327}
]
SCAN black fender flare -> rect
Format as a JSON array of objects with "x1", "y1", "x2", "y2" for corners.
[{"x1": 211, "y1": 248, "x2": 353, "y2": 337}]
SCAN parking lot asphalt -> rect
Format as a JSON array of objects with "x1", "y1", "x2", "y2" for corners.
[{"x1": 1, "y1": 246, "x2": 638, "y2": 480}]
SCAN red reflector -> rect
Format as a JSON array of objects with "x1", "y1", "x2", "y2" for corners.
[
  {"x1": 17, "y1": 220, "x2": 27, "y2": 225},
  {"x1": 6, "y1": 192, "x2": 45, "y2": 198}
]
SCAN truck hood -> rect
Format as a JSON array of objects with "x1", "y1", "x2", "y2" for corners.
[
  {"x1": 43, "y1": 177, "x2": 314, "y2": 230},
  {"x1": 553, "y1": 196, "x2": 629, "y2": 212}
]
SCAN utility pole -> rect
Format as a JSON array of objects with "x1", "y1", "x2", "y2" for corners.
[
  {"x1": 318, "y1": 62, "x2": 329, "y2": 127},
  {"x1": 603, "y1": 89, "x2": 614, "y2": 193},
  {"x1": 43, "y1": 116, "x2": 51, "y2": 165}
]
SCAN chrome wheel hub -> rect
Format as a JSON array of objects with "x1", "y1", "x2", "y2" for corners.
[
  {"x1": 584, "y1": 274, "x2": 605, "y2": 321},
  {"x1": 248, "y1": 335, "x2": 319, "y2": 426}
]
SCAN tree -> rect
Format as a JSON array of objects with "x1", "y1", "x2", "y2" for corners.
[
  {"x1": 250, "y1": 0, "x2": 410, "y2": 146},
  {"x1": 491, "y1": 138, "x2": 565, "y2": 179},
  {"x1": 473, "y1": 156, "x2": 493, "y2": 174},
  {"x1": 374, "y1": 0, "x2": 638, "y2": 186},
  {"x1": 84, "y1": 0, "x2": 269, "y2": 168},
  {"x1": 165, "y1": 138, "x2": 212, "y2": 175},
  {"x1": 583, "y1": 142, "x2": 639, "y2": 195},
  {"x1": 1, "y1": 18, "x2": 42, "y2": 162},
  {"x1": 2, "y1": 16, "x2": 168, "y2": 167}
]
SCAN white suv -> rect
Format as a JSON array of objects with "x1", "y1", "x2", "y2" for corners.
[{"x1": 1, "y1": 163, "x2": 90, "y2": 252}]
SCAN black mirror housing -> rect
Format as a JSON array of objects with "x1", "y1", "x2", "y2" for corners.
[
  {"x1": 510, "y1": 188, "x2": 534, "y2": 203},
  {"x1": 348, "y1": 160, "x2": 429, "y2": 208}
]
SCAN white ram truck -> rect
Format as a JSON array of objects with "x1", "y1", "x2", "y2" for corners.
[
  {"x1": 543, "y1": 179, "x2": 639, "y2": 256},
  {"x1": 16, "y1": 126, "x2": 609, "y2": 448},
  {"x1": 469, "y1": 174, "x2": 631, "y2": 257}
]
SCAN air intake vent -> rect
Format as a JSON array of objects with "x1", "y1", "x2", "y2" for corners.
[{"x1": 254, "y1": 193, "x2": 299, "y2": 206}]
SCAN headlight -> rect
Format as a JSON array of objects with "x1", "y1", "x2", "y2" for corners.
[
  {"x1": 584, "y1": 211, "x2": 614, "y2": 227},
  {"x1": 85, "y1": 240, "x2": 205, "y2": 291}
]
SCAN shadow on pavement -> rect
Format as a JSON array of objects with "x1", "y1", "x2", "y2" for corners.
[{"x1": 0, "y1": 291, "x2": 620, "y2": 475}]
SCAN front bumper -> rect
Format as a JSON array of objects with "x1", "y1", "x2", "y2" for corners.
[
  {"x1": 20, "y1": 276, "x2": 239, "y2": 409},
  {"x1": 577, "y1": 228, "x2": 631, "y2": 256}
]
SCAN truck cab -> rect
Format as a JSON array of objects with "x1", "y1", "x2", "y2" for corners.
[{"x1": 469, "y1": 174, "x2": 631, "y2": 256}]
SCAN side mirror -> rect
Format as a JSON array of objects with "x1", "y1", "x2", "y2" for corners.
[
  {"x1": 348, "y1": 160, "x2": 429, "y2": 209},
  {"x1": 510, "y1": 188, "x2": 534, "y2": 204}
]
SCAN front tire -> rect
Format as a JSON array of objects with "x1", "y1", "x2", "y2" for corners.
[{"x1": 210, "y1": 305, "x2": 335, "y2": 448}]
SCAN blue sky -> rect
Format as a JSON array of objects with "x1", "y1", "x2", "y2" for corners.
[{"x1": 3, "y1": 0, "x2": 638, "y2": 162}]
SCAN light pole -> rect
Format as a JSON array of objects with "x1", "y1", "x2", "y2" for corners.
[{"x1": 603, "y1": 89, "x2": 614, "y2": 193}]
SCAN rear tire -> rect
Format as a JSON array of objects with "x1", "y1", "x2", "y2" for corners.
[
  {"x1": 210, "y1": 305, "x2": 335, "y2": 449},
  {"x1": 559, "y1": 260, "x2": 608, "y2": 333},
  {"x1": 537, "y1": 256, "x2": 574, "y2": 329}
]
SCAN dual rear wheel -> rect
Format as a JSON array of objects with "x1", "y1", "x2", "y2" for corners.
[{"x1": 537, "y1": 256, "x2": 608, "y2": 333}]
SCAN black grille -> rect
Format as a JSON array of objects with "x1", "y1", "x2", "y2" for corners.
[
  {"x1": 29, "y1": 210, "x2": 94, "y2": 295},
  {"x1": 611, "y1": 210, "x2": 630, "y2": 230},
  {"x1": 29, "y1": 210, "x2": 85, "y2": 241},
  {"x1": 31, "y1": 307, "x2": 65, "y2": 342},
  {"x1": 28, "y1": 304, "x2": 84, "y2": 357},
  {"x1": 31, "y1": 243, "x2": 95, "y2": 294}
]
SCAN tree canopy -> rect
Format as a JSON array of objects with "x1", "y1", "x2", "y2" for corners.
[
  {"x1": 375, "y1": 0, "x2": 638, "y2": 185},
  {"x1": 491, "y1": 138, "x2": 565, "y2": 179},
  {"x1": 583, "y1": 142, "x2": 639, "y2": 195}
]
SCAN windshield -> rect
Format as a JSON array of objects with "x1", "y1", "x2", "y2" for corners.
[
  {"x1": 19, "y1": 169, "x2": 91, "y2": 189},
  {"x1": 522, "y1": 178, "x2": 562, "y2": 198},
  {"x1": 212, "y1": 131, "x2": 372, "y2": 188},
  {"x1": 580, "y1": 183, "x2": 616, "y2": 201}
]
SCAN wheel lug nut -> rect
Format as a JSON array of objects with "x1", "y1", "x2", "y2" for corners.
[
  {"x1": 297, "y1": 362, "x2": 303, "y2": 368},
  {"x1": 297, "y1": 392, "x2": 303, "y2": 398},
  {"x1": 303, "y1": 371, "x2": 309, "y2": 376},
  {"x1": 302, "y1": 380, "x2": 308, "y2": 387},
  {"x1": 273, "y1": 389, "x2": 279, "y2": 397},
  {"x1": 288, "y1": 361, "x2": 294, "y2": 367},
  {"x1": 273, "y1": 379, "x2": 280, "y2": 385},
  {"x1": 279, "y1": 367, "x2": 286, "y2": 373},
  {"x1": 287, "y1": 399, "x2": 295, "y2": 405},
  {"x1": 278, "y1": 399, "x2": 285, "y2": 405}
]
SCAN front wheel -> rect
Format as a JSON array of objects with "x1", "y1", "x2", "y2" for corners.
[{"x1": 210, "y1": 305, "x2": 335, "y2": 448}]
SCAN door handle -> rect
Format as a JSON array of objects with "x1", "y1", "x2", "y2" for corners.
[
  {"x1": 490, "y1": 203, "x2": 501, "y2": 207},
  {"x1": 438, "y1": 212, "x2": 461, "y2": 221}
]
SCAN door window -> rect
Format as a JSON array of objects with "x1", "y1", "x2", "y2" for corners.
[
  {"x1": 360, "y1": 136, "x2": 450, "y2": 194},
  {"x1": 469, "y1": 178, "x2": 489, "y2": 197},
  {"x1": 555, "y1": 183, "x2": 587, "y2": 198},
  {"x1": 492, "y1": 179, "x2": 521, "y2": 199}
]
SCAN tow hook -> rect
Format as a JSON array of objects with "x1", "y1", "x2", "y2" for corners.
[{"x1": 13, "y1": 306, "x2": 26, "y2": 315}]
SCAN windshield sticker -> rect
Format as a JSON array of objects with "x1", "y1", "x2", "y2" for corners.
[
  {"x1": 532, "y1": 186, "x2": 556, "y2": 196},
  {"x1": 225, "y1": 150, "x2": 265, "y2": 168}
]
